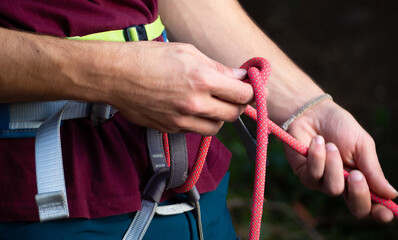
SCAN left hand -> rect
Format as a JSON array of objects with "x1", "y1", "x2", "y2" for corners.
[{"x1": 284, "y1": 99, "x2": 397, "y2": 222}]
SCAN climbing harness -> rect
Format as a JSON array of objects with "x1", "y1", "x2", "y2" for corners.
[{"x1": 1, "y1": 14, "x2": 397, "y2": 239}]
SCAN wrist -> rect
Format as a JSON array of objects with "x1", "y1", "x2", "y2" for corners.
[
  {"x1": 281, "y1": 93, "x2": 333, "y2": 131},
  {"x1": 61, "y1": 40, "x2": 117, "y2": 104},
  {"x1": 55, "y1": 39, "x2": 134, "y2": 105},
  {"x1": 288, "y1": 98, "x2": 336, "y2": 134}
]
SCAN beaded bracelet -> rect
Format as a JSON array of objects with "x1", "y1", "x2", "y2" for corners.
[{"x1": 281, "y1": 93, "x2": 333, "y2": 131}]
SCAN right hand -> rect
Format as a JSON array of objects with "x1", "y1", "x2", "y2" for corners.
[
  {"x1": 283, "y1": 100, "x2": 397, "y2": 222},
  {"x1": 100, "y1": 41, "x2": 254, "y2": 135}
]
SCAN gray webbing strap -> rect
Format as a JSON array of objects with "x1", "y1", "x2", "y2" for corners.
[
  {"x1": 123, "y1": 130, "x2": 189, "y2": 240},
  {"x1": 8, "y1": 101, "x2": 117, "y2": 130},
  {"x1": 146, "y1": 129, "x2": 167, "y2": 171},
  {"x1": 35, "y1": 101, "x2": 90, "y2": 221},
  {"x1": 123, "y1": 200, "x2": 158, "y2": 240},
  {"x1": 167, "y1": 133, "x2": 188, "y2": 189},
  {"x1": 35, "y1": 101, "x2": 116, "y2": 222},
  {"x1": 9, "y1": 101, "x2": 69, "y2": 129},
  {"x1": 123, "y1": 129, "x2": 168, "y2": 240}
]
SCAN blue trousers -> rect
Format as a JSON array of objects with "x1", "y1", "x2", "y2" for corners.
[{"x1": 0, "y1": 173, "x2": 237, "y2": 240}]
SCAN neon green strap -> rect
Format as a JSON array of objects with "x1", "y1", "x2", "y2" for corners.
[{"x1": 67, "y1": 16, "x2": 164, "y2": 42}]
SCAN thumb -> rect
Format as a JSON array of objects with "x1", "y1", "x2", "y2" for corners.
[{"x1": 205, "y1": 57, "x2": 247, "y2": 80}]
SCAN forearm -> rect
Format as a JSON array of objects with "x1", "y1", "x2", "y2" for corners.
[
  {"x1": 159, "y1": 0, "x2": 324, "y2": 125},
  {"x1": 0, "y1": 27, "x2": 111, "y2": 103}
]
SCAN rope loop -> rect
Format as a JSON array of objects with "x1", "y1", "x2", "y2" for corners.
[
  {"x1": 240, "y1": 57, "x2": 271, "y2": 85},
  {"x1": 160, "y1": 57, "x2": 398, "y2": 240}
]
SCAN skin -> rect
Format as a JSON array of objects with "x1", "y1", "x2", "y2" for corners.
[
  {"x1": 0, "y1": 32, "x2": 250, "y2": 135},
  {"x1": 0, "y1": 0, "x2": 396, "y2": 223},
  {"x1": 159, "y1": 0, "x2": 397, "y2": 222}
]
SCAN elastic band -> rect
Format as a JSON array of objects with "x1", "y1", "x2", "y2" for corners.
[{"x1": 281, "y1": 93, "x2": 333, "y2": 131}]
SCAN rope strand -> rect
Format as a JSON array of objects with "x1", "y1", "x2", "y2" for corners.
[{"x1": 161, "y1": 57, "x2": 398, "y2": 240}]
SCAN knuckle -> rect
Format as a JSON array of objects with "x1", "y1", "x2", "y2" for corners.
[
  {"x1": 170, "y1": 116, "x2": 189, "y2": 131},
  {"x1": 225, "y1": 108, "x2": 242, "y2": 122},
  {"x1": 174, "y1": 43, "x2": 196, "y2": 54},
  {"x1": 188, "y1": 68, "x2": 212, "y2": 91},
  {"x1": 181, "y1": 43, "x2": 197, "y2": 52},
  {"x1": 365, "y1": 136, "x2": 376, "y2": 149},
  {"x1": 352, "y1": 209, "x2": 369, "y2": 220},
  {"x1": 214, "y1": 62, "x2": 227, "y2": 74},
  {"x1": 172, "y1": 44, "x2": 198, "y2": 69},
  {"x1": 309, "y1": 169, "x2": 323, "y2": 181},
  {"x1": 168, "y1": 116, "x2": 182, "y2": 129},
  {"x1": 182, "y1": 97, "x2": 205, "y2": 115},
  {"x1": 236, "y1": 86, "x2": 252, "y2": 104},
  {"x1": 203, "y1": 122, "x2": 223, "y2": 136},
  {"x1": 310, "y1": 145, "x2": 325, "y2": 159},
  {"x1": 358, "y1": 132, "x2": 376, "y2": 151},
  {"x1": 325, "y1": 183, "x2": 344, "y2": 197}
]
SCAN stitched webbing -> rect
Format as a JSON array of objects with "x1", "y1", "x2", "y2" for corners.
[
  {"x1": 33, "y1": 17, "x2": 165, "y2": 222},
  {"x1": 67, "y1": 16, "x2": 164, "y2": 42}
]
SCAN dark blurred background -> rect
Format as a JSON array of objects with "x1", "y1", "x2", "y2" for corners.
[{"x1": 219, "y1": 0, "x2": 398, "y2": 239}]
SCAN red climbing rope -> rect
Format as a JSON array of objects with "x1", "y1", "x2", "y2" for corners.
[{"x1": 163, "y1": 57, "x2": 398, "y2": 239}]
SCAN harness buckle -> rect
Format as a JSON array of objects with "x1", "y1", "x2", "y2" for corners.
[
  {"x1": 124, "y1": 24, "x2": 148, "y2": 42},
  {"x1": 90, "y1": 103, "x2": 116, "y2": 125},
  {"x1": 35, "y1": 190, "x2": 70, "y2": 222}
]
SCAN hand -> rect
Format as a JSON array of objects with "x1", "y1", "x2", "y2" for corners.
[
  {"x1": 0, "y1": 28, "x2": 251, "y2": 134},
  {"x1": 99, "y1": 41, "x2": 254, "y2": 135},
  {"x1": 283, "y1": 99, "x2": 398, "y2": 222}
]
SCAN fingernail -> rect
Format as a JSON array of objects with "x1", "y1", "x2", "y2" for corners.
[
  {"x1": 326, "y1": 142, "x2": 338, "y2": 151},
  {"x1": 389, "y1": 184, "x2": 398, "y2": 196},
  {"x1": 233, "y1": 68, "x2": 247, "y2": 77},
  {"x1": 350, "y1": 170, "x2": 364, "y2": 182},
  {"x1": 314, "y1": 135, "x2": 324, "y2": 145}
]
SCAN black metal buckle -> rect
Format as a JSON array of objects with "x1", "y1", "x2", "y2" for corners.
[{"x1": 124, "y1": 24, "x2": 148, "y2": 41}]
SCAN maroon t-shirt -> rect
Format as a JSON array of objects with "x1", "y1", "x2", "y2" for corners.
[{"x1": 0, "y1": 0, "x2": 231, "y2": 221}]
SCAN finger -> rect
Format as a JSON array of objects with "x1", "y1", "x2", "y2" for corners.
[
  {"x1": 322, "y1": 143, "x2": 344, "y2": 196},
  {"x1": 177, "y1": 93, "x2": 246, "y2": 122},
  {"x1": 198, "y1": 97, "x2": 246, "y2": 122},
  {"x1": 202, "y1": 54, "x2": 248, "y2": 80},
  {"x1": 206, "y1": 68, "x2": 255, "y2": 104},
  {"x1": 162, "y1": 114, "x2": 224, "y2": 136},
  {"x1": 371, "y1": 203, "x2": 394, "y2": 223},
  {"x1": 180, "y1": 116, "x2": 224, "y2": 136},
  {"x1": 344, "y1": 170, "x2": 371, "y2": 219},
  {"x1": 306, "y1": 135, "x2": 326, "y2": 183},
  {"x1": 355, "y1": 138, "x2": 398, "y2": 200}
]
